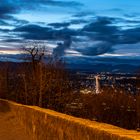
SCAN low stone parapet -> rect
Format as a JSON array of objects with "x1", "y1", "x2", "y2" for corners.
[{"x1": 0, "y1": 99, "x2": 140, "y2": 140}]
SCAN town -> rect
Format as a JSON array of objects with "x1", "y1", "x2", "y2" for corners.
[{"x1": 70, "y1": 72, "x2": 140, "y2": 95}]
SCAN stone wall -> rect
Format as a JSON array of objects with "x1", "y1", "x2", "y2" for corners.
[{"x1": 0, "y1": 99, "x2": 140, "y2": 140}]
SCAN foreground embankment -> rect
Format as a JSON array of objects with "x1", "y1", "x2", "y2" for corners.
[{"x1": 0, "y1": 99, "x2": 140, "y2": 140}]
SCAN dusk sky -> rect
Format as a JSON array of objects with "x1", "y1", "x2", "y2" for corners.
[{"x1": 0, "y1": 0, "x2": 140, "y2": 71}]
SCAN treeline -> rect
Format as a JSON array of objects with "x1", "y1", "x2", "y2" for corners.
[
  {"x1": 0, "y1": 61, "x2": 74, "y2": 111},
  {"x1": 1, "y1": 60, "x2": 140, "y2": 130},
  {"x1": 0, "y1": 42, "x2": 76, "y2": 113},
  {"x1": 77, "y1": 87, "x2": 140, "y2": 130}
]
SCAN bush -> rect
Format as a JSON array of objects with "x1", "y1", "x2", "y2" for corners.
[{"x1": 79, "y1": 87, "x2": 138, "y2": 129}]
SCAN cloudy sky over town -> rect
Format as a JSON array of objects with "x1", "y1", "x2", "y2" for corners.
[{"x1": 0, "y1": 0, "x2": 140, "y2": 70}]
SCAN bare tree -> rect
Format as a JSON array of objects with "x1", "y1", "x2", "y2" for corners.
[
  {"x1": 20, "y1": 41, "x2": 72, "y2": 108},
  {"x1": 21, "y1": 42, "x2": 47, "y2": 106},
  {"x1": 22, "y1": 42, "x2": 46, "y2": 70}
]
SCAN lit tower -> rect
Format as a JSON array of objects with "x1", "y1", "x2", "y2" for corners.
[{"x1": 95, "y1": 75, "x2": 100, "y2": 94}]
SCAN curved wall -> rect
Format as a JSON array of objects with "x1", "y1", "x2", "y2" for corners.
[{"x1": 0, "y1": 99, "x2": 139, "y2": 140}]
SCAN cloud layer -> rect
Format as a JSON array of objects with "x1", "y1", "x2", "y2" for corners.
[{"x1": 0, "y1": 0, "x2": 140, "y2": 72}]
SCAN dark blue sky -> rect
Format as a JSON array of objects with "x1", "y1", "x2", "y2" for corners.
[{"x1": 0, "y1": 0, "x2": 140, "y2": 70}]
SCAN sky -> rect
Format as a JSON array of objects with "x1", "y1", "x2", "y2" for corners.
[{"x1": 0, "y1": 0, "x2": 140, "y2": 72}]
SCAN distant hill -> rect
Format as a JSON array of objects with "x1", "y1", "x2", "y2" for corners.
[
  {"x1": 0, "y1": 60, "x2": 140, "y2": 74},
  {"x1": 67, "y1": 63, "x2": 140, "y2": 74}
]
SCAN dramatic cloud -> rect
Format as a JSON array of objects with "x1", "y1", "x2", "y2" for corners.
[
  {"x1": 0, "y1": 0, "x2": 83, "y2": 15},
  {"x1": 72, "y1": 11, "x2": 94, "y2": 18},
  {"x1": 48, "y1": 22, "x2": 70, "y2": 28},
  {"x1": 13, "y1": 24, "x2": 78, "y2": 40},
  {"x1": 74, "y1": 41, "x2": 112, "y2": 56},
  {"x1": 3, "y1": 15, "x2": 140, "y2": 59},
  {"x1": 0, "y1": 0, "x2": 140, "y2": 72},
  {"x1": 82, "y1": 17, "x2": 119, "y2": 38},
  {"x1": 39, "y1": 0, "x2": 83, "y2": 7},
  {"x1": 0, "y1": 1, "x2": 17, "y2": 17},
  {"x1": 119, "y1": 28, "x2": 140, "y2": 44},
  {"x1": 0, "y1": 0, "x2": 83, "y2": 29},
  {"x1": 0, "y1": 20, "x2": 9, "y2": 26},
  {"x1": 53, "y1": 37, "x2": 72, "y2": 56}
]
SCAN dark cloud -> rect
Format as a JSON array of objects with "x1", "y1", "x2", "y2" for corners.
[
  {"x1": 82, "y1": 17, "x2": 117, "y2": 33},
  {"x1": 74, "y1": 41, "x2": 112, "y2": 56},
  {"x1": 85, "y1": 42, "x2": 112, "y2": 56},
  {"x1": 0, "y1": 20, "x2": 9, "y2": 26},
  {"x1": 0, "y1": 28, "x2": 10, "y2": 32},
  {"x1": 73, "y1": 11, "x2": 94, "y2": 18},
  {"x1": 48, "y1": 19, "x2": 87, "y2": 29},
  {"x1": 74, "y1": 16, "x2": 140, "y2": 56},
  {"x1": 13, "y1": 24, "x2": 53, "y2": 40},
  {"x1": 53, "y1": 37, "x2": 72, "y2": 56},
  {"x1": 48, "y1": 22, "x2": 70, "y2": 28},
  {"x1": 0, "y1": 0, "x2": 83, "y2": 29},
  {"x1": 15, "y1": 0, "x2": 83, "y2": 8},
  {"x1": 82, "y1": 17, "x2": 120, "y2": 45},
  {"x1": 1, "y1": 16, "x2": 28, "y2": 27},
  {"x1": 13, "y1": 24, "x2": 79, "y2": 40},
  {"x1": 1, "y1": 39, "x2": 24, "y2": 43},
  {"x1": 13, "y1": 24, "x2": 75, "y2": 56},
  {"x1": 124, "y1": 13, "x2": 139, "y2": 18},
  {"x1": 14, "y1": 24, "x2": 51, "y2": 33},
  {"x1": 0, "y1": 4, "x2": 28, "y2": 28},
  {"x1": 0, "y1": 0, "x2": 83, "y2": 16},
  {"x1": 39, "y1": 0, "x2": 83, "y2": 7},
  {"x1": 119, "y1": 28, "x2": 140, "y2": 44},
  {"x1": 70, "y1": 19, "x2": 88, "y2": 24},
  {"x1": 0, "y1": 1, "x2": 17, "y2": 17},
  {"x1": 11, "y1": 18, "x2": 29, "y2": 26},
  {"x1": 82, "y1": 16, "x2": 140, "y2": 45}
]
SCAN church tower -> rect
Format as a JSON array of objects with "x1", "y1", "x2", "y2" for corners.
[{"x1": 95, "y1": 75, "x2": 100, "y2": 94}]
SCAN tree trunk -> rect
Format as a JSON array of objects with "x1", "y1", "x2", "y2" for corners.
[{"x1": 38, "y1": 63, "x2": 43, "y2": 107}]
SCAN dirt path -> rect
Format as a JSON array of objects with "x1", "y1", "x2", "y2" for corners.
[{"x1": 0, "y1": 112, "x2": 32, "y2": 140}]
